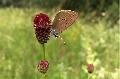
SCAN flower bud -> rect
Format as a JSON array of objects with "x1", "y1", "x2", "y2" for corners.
[
  {"x1": 87, "y1": 64, "x2": 94, "y2": 73},
  {"x1": 37, "y1": 60, "x2": 49, "y2": 74}
]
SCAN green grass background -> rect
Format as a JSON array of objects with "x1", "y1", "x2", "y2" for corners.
[{"x1": 0, "y1": 7, "x2": 119, "y2": 79}]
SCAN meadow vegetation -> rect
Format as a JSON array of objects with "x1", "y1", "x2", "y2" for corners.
[{"x1": 0, "y1": 0, "x2": 119, "y2": 79}]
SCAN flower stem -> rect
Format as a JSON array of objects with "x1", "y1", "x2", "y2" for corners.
[
  {"x1": 42, "y1": 44, "x2": 45, "y2": 59},
  {"x1": 41, "y1": 74, "x2": 47, "y2": 79},
  {"x1": 44, "y1": 74, "x2": 47, "y2": 79},
  {"x1": 88, "y1": 74, "x2": 92, "y2": 79}
]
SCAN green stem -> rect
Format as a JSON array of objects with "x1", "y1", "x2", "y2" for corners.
[
  {"x1": 88, "y1": 74, "x2": 89, "y2": 79},
  {"x1": 44, "y1": 74, "x2": 47, "y2": 79},
  {"x1": 42, "y1": 44, "x2": 45, "y2": 59},
  {"x1": 41, "y1": 74, "x2": 47, "y2": 79},
  {"x1": 88, "y1": 74, "x2": 92, "y2": 79}
]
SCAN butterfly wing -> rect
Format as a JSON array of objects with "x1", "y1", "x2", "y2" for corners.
[{"x1": 52, "y1": 10, "x2": 78, "y2": 33}]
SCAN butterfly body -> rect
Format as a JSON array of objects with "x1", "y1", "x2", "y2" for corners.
[{"x1": 50, "y1": 29, "x2": 59, "y2": 37}]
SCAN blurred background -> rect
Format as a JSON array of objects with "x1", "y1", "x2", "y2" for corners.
[{"x1": 0, "y1": 0, "x2": 119, "y2": 79}]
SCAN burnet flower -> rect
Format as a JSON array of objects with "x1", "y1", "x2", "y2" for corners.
[{"x1": 33, "y1": 13, "x2": 51, "y2": 44}]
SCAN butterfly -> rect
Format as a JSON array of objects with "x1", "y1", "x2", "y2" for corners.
[{"x1": 50, "y1": 10, "x2": 78, "y2": 37}]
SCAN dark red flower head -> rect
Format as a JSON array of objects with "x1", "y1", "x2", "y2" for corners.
[
  {"x1": 33, "y1": 12, "x2": 51, "y2": 44},
  {"x1": 37, "y1": 60, "x2": 49, "y2": 74},
  {"x1": 33, "y1": 13, "x2": 51, "y2": 28},
  {"x1": 35, "y1": 27, "x2": 51, "y2": 44},
  {"x1": 87, "y1": 64, "x2": 94, "y2": 73}
]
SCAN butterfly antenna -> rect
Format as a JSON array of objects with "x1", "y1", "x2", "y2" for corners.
[
  {"x1": 51, "y1": 29, "x2": 67, "y2": 45},
  {"x1": 56, "y1": 35, "x2": 66, "y2": 45}
]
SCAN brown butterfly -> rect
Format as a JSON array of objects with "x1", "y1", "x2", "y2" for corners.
[
  {"x1": 51, "y1": 10, "x2": 78, "y2": 38},
  {"x1": 33, "y1": 10, "x2": 78, "y2": 44}
]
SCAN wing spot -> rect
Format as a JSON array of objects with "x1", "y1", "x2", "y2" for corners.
[{"x1": 62, "y1": 18, "x2": 66, "y2": 20}]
